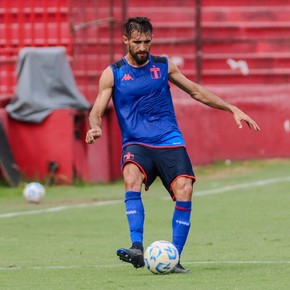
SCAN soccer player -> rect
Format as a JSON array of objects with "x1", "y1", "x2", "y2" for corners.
[{"x1": 86, "y1": 17, "x2": 260, "y2": 273}]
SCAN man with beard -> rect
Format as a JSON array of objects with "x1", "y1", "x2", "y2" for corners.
[{"x1": 86, "y1": 17, "x2": 260, "y2": 273}]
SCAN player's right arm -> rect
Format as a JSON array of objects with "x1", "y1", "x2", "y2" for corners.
[{"x1": 85, "y1": 67, "x2": 114, "y2": 144}]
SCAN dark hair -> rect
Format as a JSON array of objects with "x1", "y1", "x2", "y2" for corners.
[{"x1": 124, "y1": 17, "x2": 153, "y2": 38}]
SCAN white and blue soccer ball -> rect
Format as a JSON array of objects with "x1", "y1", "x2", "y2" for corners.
[
  {"x1": 144, "y1": 240, "x2": 179, "y2": 274},
  {"x1": 23, "y1": 182, "x2": 46, "y2": 203}
]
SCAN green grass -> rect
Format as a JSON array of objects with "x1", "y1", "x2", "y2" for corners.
[{"x1": 0, "y1": 159, "x2": 290, "y2": 290}]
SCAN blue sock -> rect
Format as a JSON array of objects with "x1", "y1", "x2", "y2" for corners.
[
  {"x1": 125, "y1": 191, "x2": 144, "y2": 249},
  {"x1": 172, "y1": 201, "x2": 192, "y2": 257}
]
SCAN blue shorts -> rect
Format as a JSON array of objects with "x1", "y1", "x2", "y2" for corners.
[{"x1": 121, "y1": 144, "x2": 196, "y2": 200}]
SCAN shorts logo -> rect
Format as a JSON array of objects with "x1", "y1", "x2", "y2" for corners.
[
  {"x1": 123, "y1": 152, "x2": 134, "y2": 161},
  {"x1": 121, "y1": 73, "x2": 134, "y2": 81},
  {"x1": 150, "y1": 66, "x2": 161, "y2": 79}
]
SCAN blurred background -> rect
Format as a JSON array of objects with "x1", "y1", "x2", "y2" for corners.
[{"x1": 0, "y1": 0, "x2": 289, "y2": 185}]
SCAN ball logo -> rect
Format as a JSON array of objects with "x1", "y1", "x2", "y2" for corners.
[
  {"x1": 155, "y1": 262, "x2": 171, "y2": 273},
  {"x1": 149, "y1": 247, "x2": 162, "y2": 261},
  {"x1": 164, "y1": 245, "x2": 177, "y2": 259}
]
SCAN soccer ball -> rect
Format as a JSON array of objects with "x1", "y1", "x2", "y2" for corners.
[
  {"x1": 23, "y1": 182, "x2": 46, "y2": 203},
  {"x1": 144, "y1": 240, "x2": 179, "y2": 274}
]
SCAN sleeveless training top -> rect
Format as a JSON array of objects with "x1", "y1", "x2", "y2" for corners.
[{"x1": 110, "y1": 55, "x2": 185, "y2": 148}]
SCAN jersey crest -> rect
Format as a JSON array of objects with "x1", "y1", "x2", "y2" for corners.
[{"x1": 150, "y1": 66, "x2": 162, "y2": 79}]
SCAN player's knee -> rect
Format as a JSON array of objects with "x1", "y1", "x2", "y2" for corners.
[
  {"x1": 123, "y1": 164, "x2": 144, "y2": 191},
  {"x1": 124, "y1": 174, "x2": 141, "y2": 189},
  {"x1": 173, "y1": 178, "x2": 193, "y2": 201}
]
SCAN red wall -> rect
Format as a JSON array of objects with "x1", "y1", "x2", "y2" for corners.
[
  {"x1": 174, "y1": 94, "x2": 290, "y2": 165},
  {"x1": 1, "y1": 1, "x2": 290, "y2": 184}
]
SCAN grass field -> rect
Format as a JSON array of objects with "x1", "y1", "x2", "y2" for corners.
[{"x1": 0, "y1": 158, "x2": 290, "y2": 290}]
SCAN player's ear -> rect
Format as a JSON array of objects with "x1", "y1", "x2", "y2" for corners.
[{"x1": 123, "y1": 35, "x2": 129, "y2": 45}]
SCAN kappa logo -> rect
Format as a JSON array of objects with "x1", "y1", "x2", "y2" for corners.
[{"x1": 121, "y1": 73, "x2": 134, "y2": 81}]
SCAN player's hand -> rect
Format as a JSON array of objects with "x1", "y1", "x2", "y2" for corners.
[
  {"x1": 85, "y1": 127, "x2": 102, "y2": 144},
  {"x1": 232, "y1": 107, "x2": 260, "y2": 131}
]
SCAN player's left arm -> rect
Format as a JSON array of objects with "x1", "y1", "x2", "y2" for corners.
[{"x1": 168, "y1": 59, "x2": 260, "y2": 131}]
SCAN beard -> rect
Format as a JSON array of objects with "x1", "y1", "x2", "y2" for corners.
[{"x1": 129, "y1": 48, "x2": 149, "y2": 65}]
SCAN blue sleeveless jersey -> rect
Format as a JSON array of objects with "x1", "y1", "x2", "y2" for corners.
[{"x1": 110, "y1": 55, "x2": 185, "y2": 148}]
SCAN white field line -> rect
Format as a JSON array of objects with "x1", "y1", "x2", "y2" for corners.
[
  {"x1": 0, "y1": 264, "x2": 129, "y2": 271},
  {"x1": 185, "y1": 260, "x2": 290, "y2": 265},
  {"x1": 194, "y1": 176, "x2": 290, "y2": 196},
  {"x1": 0, "y1": 176, "x2": 289, "y2": 219},
  {"x1": 0, "y1": 200, "x2": 122, "y2": 219},
  {"x1": 1, "y1": 260, "x2": 290, "y2": 271}
]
